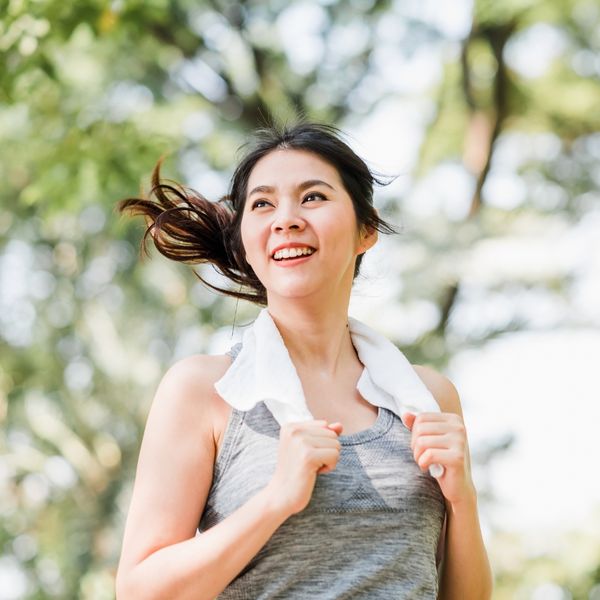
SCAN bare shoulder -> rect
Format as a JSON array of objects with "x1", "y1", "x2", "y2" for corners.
[
  {"x1": 412, "y1": 364, "x2": 463, "y2": 417},
  {"x1": 150, "y1": 353, "x2": 233, "y2": 447},
  {"x1": 157, "y1": 353, "x2": 232, "y2": 404}
]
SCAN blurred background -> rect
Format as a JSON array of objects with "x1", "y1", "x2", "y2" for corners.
[{"x1": 1, "y1": 0, "x2": 599, "y2": 598}]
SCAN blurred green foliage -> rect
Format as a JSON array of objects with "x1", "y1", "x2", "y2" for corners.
[{"x1": 1, "y1": 0, "x2": 599, "y2": 598}]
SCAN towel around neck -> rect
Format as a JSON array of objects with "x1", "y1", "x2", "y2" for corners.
[{"x1": 213, "y1": 307, "x2": 441, "y2": 427}]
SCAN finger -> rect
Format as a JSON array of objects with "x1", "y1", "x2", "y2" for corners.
[
  {"x1": 326, "y1": 422, "x2": 343, "y2": 435},
  {"x1": 305, "y1": 434, "x2": 342, "y2": 449},
  {"x1": 308, "y1": 427, "x2": 342, "y2": 441},
  {"x1": 412, "y1": 433, "x2": 452, "y2": 456},
  {"x1": 318, "y1": 461, "x2": 337, "y2": 475},
  {"x1": 411, "y1": 423, "x2": 463, "y2": 444},
  {"x1": 411, "y1": 421, "x2": 454, "y2": 440},
  {"x1": 412, "y1": 413, "x2": 464, "y2": 435},
  {"x1": 312, "y1": 447, "x2": 341, "y2": 470},
  {"x1": 311, "y1": 420, "x2": 343, "y2": 435},
  {"x1": 286, "y1": 419, "x2": 327, "y2": 433},
  {"x1": 416, "y1": 413, "x2": 464, "y2": 432},
  {"x1": 413, "y1": 412, "x2": 454, "y2": 423},
  {"x1": 416, "y1": 448, "x2": 464, "y2": 473},
  {"x1": 295, "y1": 420, "x2": 334, "y2": 434},
  {"x1": 401, "y1": 412, "x2": 417, "y2": 431},
  {"x1": 413, "y1": 433, "x2": 466, "y2": 461}
]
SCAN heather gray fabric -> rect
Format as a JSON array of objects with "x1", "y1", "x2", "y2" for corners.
[{"x1": 199, "y1": 342, "x2": 446, "y2": 599}]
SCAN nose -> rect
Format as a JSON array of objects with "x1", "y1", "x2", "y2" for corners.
[{"x1": 271, "y1": 203, "x2": 305, "y2": 232}]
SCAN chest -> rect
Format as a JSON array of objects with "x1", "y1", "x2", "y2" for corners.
[
  {"x1": 298, "y1": 365, "x2": 379, "y2": 435},
  {"x1": 206, "y1": 407, "x2": 445, "y2": 522}
]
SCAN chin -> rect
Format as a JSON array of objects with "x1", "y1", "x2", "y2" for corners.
[{"x1": 266, "y1": 282, "x2": 321, "y2": 300}]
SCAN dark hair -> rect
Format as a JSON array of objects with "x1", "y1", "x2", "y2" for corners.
[{"x1": 117, "y1": 120, "x2": 400, "y2": 306}]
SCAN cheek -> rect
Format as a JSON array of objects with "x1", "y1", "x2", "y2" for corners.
[
  {"x1": 240, "y1": 218, "x2": 262, "y2": 264},
  {"x1": 324, "y1": 212, "x2": 360, "y2": 251}
]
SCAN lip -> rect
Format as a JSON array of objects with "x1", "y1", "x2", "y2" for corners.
[{"x1": 270, "y1": 242, "x2": 317, "y2": 258}]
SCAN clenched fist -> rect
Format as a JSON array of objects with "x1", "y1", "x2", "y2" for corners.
[{"x1": 267, "y1": 419, "x2": 343, "y2": 515}]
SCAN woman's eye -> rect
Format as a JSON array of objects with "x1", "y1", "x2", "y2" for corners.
[
  {"x1": 303, "y1": 192, "x2": 326, "y2": 202},
  {"x1": 252, "y1": 200, "x2": 270, "y2": 209}
]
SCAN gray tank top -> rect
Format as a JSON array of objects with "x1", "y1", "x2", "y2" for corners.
[{"x1": 199, "y1": 342, "x2": 446, "y2": 599}]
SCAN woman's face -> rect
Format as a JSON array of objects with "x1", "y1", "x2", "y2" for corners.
[{"x1": 240, "y1": 148, "x2": 376, "y2": 302}]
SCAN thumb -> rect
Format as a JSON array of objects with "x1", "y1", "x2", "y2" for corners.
[
  {"x1": 401, "y1": 411, "x2": 417, "y2": 431},
  {"x1": 327, "y1": 422, "x2": 343, "y2": 435}
]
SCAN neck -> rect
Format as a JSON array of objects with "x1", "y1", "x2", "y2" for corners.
[{"x1": 266, "y1": 298, "x2": 358, "y2": 379}]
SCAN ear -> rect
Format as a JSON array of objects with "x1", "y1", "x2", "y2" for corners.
[{"x1": 357, "y1": 223, "x2": 378, "y2": 255}]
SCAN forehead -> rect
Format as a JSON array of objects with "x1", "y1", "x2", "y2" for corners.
[{"x1": 247, "y1": 149, "x2": 342, "y2": 192}]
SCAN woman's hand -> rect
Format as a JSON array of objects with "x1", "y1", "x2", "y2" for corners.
[
  {"x1": 267, "y1": 420, "x2": 343, "y2": 516},
  {"x1": 402, "y1": 412, "x2": 476, "y2": 506}
]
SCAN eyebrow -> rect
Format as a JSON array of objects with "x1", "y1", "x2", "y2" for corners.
[{"x1": 248, "y1": 179, "x2": 335, "y2": 197}]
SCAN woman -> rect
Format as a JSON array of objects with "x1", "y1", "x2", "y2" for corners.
[{"x1": 115, "y1": 121, "x2": 492, "y2": 599}]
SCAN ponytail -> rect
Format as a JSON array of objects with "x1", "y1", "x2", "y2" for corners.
[{"x1": 117, "y1": 157, "x2": 268, "y2": 304}]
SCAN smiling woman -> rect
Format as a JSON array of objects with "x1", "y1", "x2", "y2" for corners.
[
  {"x1": 117, "y1": 122, "x2": 397, "y2": 305},
  {"x1": 115, "y1": 120, "x2": 492, "y2": 600}
]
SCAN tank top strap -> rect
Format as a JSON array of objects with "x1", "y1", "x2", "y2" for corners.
[{"x1": 225, "y1": 341, "x2": 243, "y2": 361}]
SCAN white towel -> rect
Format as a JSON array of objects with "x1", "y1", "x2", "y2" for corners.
[{"x1": 214, "y1": 307, "x2": 444, "y2": 477}]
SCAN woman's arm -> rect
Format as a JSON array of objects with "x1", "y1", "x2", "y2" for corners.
[
  {"x1": 437, "y1": 484, "x2": 491, "y2": 600},
  {"x1": 409, "y1": 366, "x2": 493, "y2": 600},
  {"x1": 116, "y1": 355, "x2": 292, "y2": 600},
  {"x1": 118, "y1": 484, "x2": 290, "y2": 600}
]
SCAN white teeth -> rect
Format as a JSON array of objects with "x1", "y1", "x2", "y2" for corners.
[{"x1": 273, "y1": 247, "x2": 315, "y2": 260}]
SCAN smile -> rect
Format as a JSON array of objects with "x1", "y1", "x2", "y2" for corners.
[
  {"x1": 275, "y1": 254, "x2": 312, "y2": 269},
  {"x1": 275, "y1": 250, "x2": 316, "y2": 268},
  {"x1": 272, "y1": 247, "x2": 315, "y2": 260}
]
